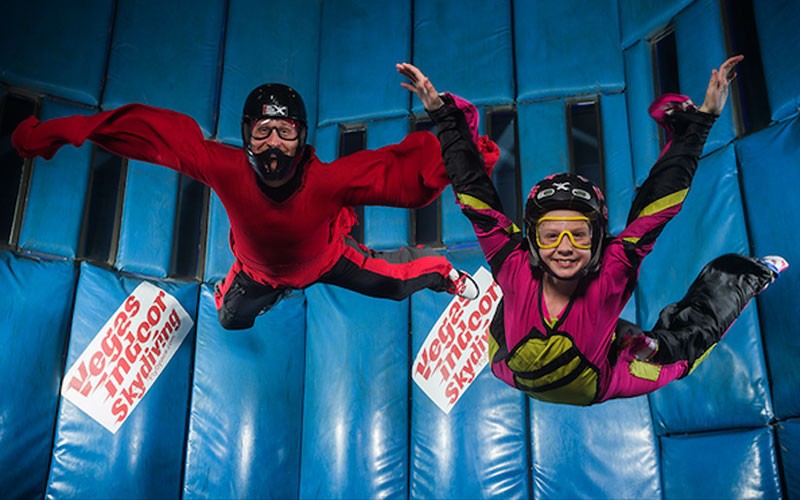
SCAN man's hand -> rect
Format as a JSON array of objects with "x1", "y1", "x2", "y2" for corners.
[
  {"x1": 698, "y1": 55, "x2": 744, "y2": 116},
  {"x1": 396, "y1": 62, "x2": 445, "y2": 111}
]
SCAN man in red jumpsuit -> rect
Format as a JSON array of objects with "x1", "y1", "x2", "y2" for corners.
[{"x1": 12, "y1": 83, "x2": 499, "y2": 329}]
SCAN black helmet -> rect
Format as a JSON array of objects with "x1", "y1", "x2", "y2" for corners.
[
  {"x1": 524, "y1": 173, "x2": 608, "y2": 278},
  {"x1": 241, "y1": 83, "x2": 308, "y2": 183}
]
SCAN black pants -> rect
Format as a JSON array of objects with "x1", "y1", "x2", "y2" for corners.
[
  {"x1": 216, "y1": 238, "x2": 453, "y2": 330},
  {"x1": 648, "y1": 254, "x2": 774, "y2": 367}
]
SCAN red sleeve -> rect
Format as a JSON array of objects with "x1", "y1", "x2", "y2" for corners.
[
  {"x1": 12, "y1": 104, "x2": 217, "y2": 183},
  {"x1": 331, "y1": 130, "x2": 498, "y2": 209}
]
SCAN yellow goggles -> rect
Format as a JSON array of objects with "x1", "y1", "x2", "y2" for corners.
[{"x1": 535, "y1": 216, "x2": 592, "y2": 250}]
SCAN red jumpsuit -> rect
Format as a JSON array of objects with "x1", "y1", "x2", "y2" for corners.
[{"x1": 12, "y1": 100, "x2": 500, "y2": 329}]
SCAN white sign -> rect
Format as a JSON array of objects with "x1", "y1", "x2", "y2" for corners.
[
  {"x1": 61, "y1": 282, "x2": 194, "y2": 433},
  {"x1": 412, "y1": 267, "x2": 502, "y2": 414}
]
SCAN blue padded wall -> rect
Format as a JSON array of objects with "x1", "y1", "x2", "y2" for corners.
[
  {"x1": 300, "y1": 285, "x2": 410, "y2": 498},
  {"x1": 514, "y1": 0, "x2": 625, "y2": 102},
  {"x1": 600, "y1": 93, "x2": 636, "y2": 235},
  {"x1": 618, "y1": 0, "x2": 693, "y2": 48},
  {"x1": 203, "y1": 193, "x2": 234, "y2": 284},
  {"x1": 3, "y1": 0, "x2": 800, "y2": 498},
  {"x1": 412, "y1": 0, "x2": 514, "y2": 110},
  {"x1": 531, "y1": 398, "x2": 660, "y2": 498},
  {"x1": 410, "y1": 246, "x2": 528, "y2": 498},
  {"x1": 184, "y1": 285, "x2": 305, "y2": 498},
  {"x1": 0, "y1": 3, "x2": 113, "y2": 105},
  {"x1": 517, "y1": 100, "x2": 569, "y2": 198},
  {"x1": 754, "y1": 0, "x2": 800, "y2": 121},
  {"x1": 0, "y1": 252, "x2": 77, "y2": 498},
  {"x1": 737, "y1": 117, "x2": 800, "y2": 420},
  {"x1": 101, "y1": 0, "x2": 227, "y2": 136},
  {"x1": 674, "y1": 0, "x2": 736, "y2": 154},
  {"x1": 115, "y1": 160, "x2": 180, "y2": 278},
  {"x1": 216, "y1": 0, "x2": 322, "y2": 144},
  {"x1": 623, "y1": 40, "x2": 662, "y2": 187},
  {"x1": 18, "y1": 100, "x2": 93, "y2": 258},
  {"x1": 660, "y1": 428, "x2": 782, "y2": 498},
  {"x1": 46, "y1": 263, "x2": 197, "y2": 498},
  {"x1": 779, "y1": 419, "x2": 800, "y2": 498},
  {"x1": 317, "y1": 0, "x2": 411, "y2": 125}
]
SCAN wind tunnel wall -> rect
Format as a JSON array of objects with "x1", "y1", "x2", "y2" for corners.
[{"x1": 1, "y1": 0, "x2": 799, "y2": 498}]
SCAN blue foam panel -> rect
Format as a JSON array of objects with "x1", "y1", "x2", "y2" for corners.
[
  {"x1": 300, "y1": 284, "x2": 410, "y2": 498},
  {"x1": 101, "y1": 0, "x2": 226, "y2": 136},
  {"x1": 778, "y1": 418, "x2": 800, "y2": 498},
  {"x1": 317, "y1": 1, "x2": 410, "y2": 125},
  {"x1": 514, "y1": 0, "x2": 625, "y2": 102},
  {"x1": 674, "y1": 0, "x2": 736, "y2": 155},
  {"x1": 754, "y1": 0, "x2": 800, "y2": 121},
  {"x1": 517, "y1": 100, "x2": 569, "y2": 202},
  {"x1": 410, "y1": 246, "x2": 528, "y2": 498},
  {"x1": 18, "y1": 100, "x2": 93, "y2": 258},
  {"x1": 116, "y1": 160, "x2": 180, "y2": 278},
  {"x1": 183, "y1": 285, "x2": 305, "y2": 498},
  {"x1": 0, "y1": 251, "x2": 77, "y2": 498},
  {"x1": 600, "y1": 93, "x2": 636, "y2": 235},
  {"x1": 202, "y1": 192, "x2": 234, "y2": 284},
  {"x1": 638, "y1": 145, "x2": 771, "y2": 434},
  {"x1": 531, "y1": 397, "x2": 660, "y2": 498},
  {"x1": 442, "y1": 186, "x2": 478, "y2": 246},
  {"x1": 46, "y1": 263, "x2": 197, "y2": 498},
  {"x1": 623, "y1": 40, "x2": 662, "y2": 187},
  {"x1": 0, "y1": 2, "x2": 113, "y2": 105},
  {"x1": 363, "y1": 117, "x2": 412, "y2": 249},
  {"x1": 412, "y1": 0, "x2": 514, "y2": 111},
  {"x1": 312, "y1": 123, "x2": 338, "y2": 163},
  {"x1": 217, "y1": 0, "x2": 322, "y2": 144},
  {"x1": 660, "y1": 428, "x2": 782, "y2": 499},
  {"x1": 618, "y1": 0, "x2": 693, "y2": 49},
  {"x1": 736, "y1": 117, "x2": 800, "y2": 419}
]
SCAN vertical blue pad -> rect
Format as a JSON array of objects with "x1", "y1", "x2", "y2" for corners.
[
  {"x1": 623, "y1": 41, "x2": 662, "y2": 187},
  {"x1": 410, "y1": 246, "x2": 528, "y2": 498},
  {"x1": 660, "y1": 428, "x2": 782, "y2": 498},
  {"x1": 18, "y1": 100, "x2": 93, "y2": 258},
  {"x1": 531, "y1": 397, "x2": 660, "y2": 498},
  {"x1": 203, "y1": 193, "x2": 234, "y2": 284},
  {"x1": 515, "y1": 0, "x2": 625, "y2": 102},
  {"x1": 618, "y1": 0, "x2": 693, "y2": 49},
  {"x1": 317, "y1": 1, "x2": 410, "y2": 125},
  {"x1": 754, "y1": 0, "x2": 800, "y2": 121},
  {"x1": 0, "y1": 3, "x2": 113, "y2": 105},
  {"x1": 116, "y1": 160, "x2": 180, "y2": 278},
  {"x1": 638, "y1": 145, "x2": 772, "y2": 434},
  {"x1": 517, "y1": 100, "x2": 569, "y2": 201},
  {"x1": 600, "y1": 93, "x2": 636, "y2": 235},
  {"x1": 364, "y1": 118, "x2": 412, "y2": 250},
  {"x1": 737, "y1": 117, "x2": 800, "y2": 419},
  {"x1": 412, "y1": 0, "x2": 514, "y2": 110},
  {"x1": 300, "y1": 285, "x2": 410, "y2": 498},
  {"x1": 674, "y1": 0, "x2": 736, "y2": 155},
  {"x1": 101, "y1": 0, "x2": 227, "y2": 136},
  {"x1": 216, "y1": 0, "x2": 322, "y2": 144},
  {"x1": 183, "y1": 285, "x2": 305, "y2": 498},
  {"x1": 46, "y1": 263, "x2": 197, "y2": 498},
  {"x1": 778, "y1": 419, "x2": 800, "y2": 498},
  {"x1": 0, "y1": 252, "x2": 77, "y2": 498}
]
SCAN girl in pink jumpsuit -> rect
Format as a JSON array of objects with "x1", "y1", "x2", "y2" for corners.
[{"x1": 398, "y1": 57, "x2": 788, "y2": 405}]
